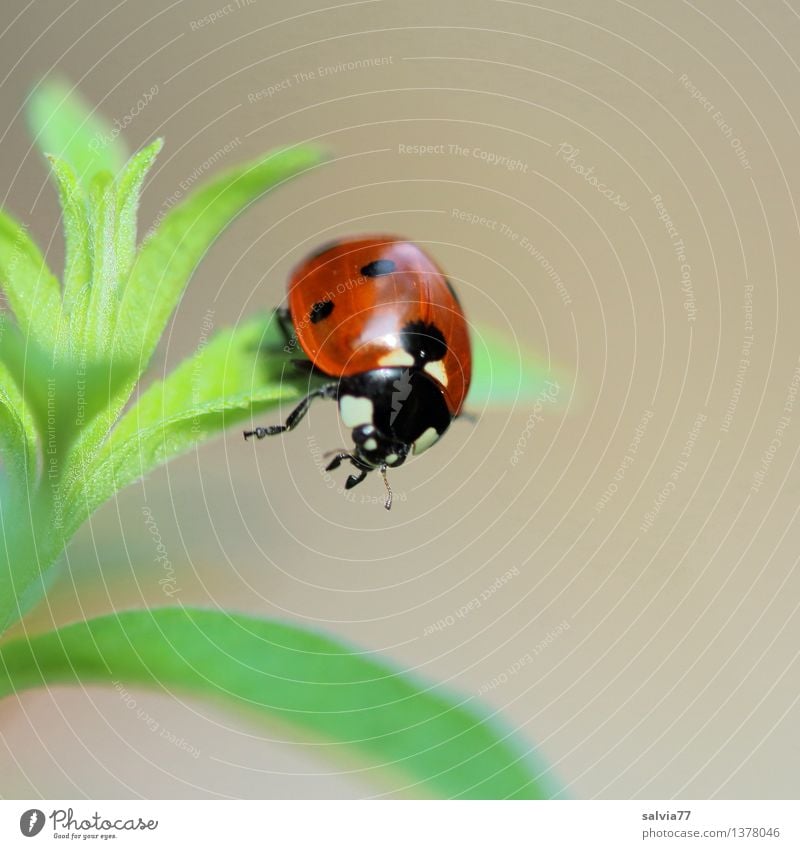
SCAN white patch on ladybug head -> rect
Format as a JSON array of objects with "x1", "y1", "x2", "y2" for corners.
[
  {"x1": 424, "y1": 360, "x2": 448, "y2": 387},
  {"x1": 385, "y1": 453, "x2": 399, "y2": 464},
  {"x1": 339, "y1": 395, "x2": 374, "y2": 428},
  {"x1": 378, "y1": 349, "x2": 415, "y2": 368},
  {"x1": 364, "y1": 437, "x2": 378, "y2": 451},
  {"x1": 412, "y1": 426, "x2": 440, "y2": 455}
]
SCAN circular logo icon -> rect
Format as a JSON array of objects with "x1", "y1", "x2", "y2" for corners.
[{"x1": 19, "y1": 809, "x2": 46, "y2": 837}]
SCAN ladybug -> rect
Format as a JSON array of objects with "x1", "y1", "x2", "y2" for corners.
[{"x1": 244, "y1": 235, "x2": 472, "y2": 509}]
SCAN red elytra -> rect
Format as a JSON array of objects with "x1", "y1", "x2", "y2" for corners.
[{"x1": 287, "y1": 236, "x2": 471, "y2": 415}]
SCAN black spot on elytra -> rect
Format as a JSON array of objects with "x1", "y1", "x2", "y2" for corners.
[
  {"x1": 309, "y1": 299, "x2": 334, "y2": 323},
  {"x1": 361, "y1": 258, "x2": 397, "y2": 277},
  {"x1": 400, "y1": 320, "x2": 447, "y2": 362}
]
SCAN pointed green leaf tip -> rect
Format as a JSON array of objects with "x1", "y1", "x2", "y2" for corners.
[
  {"x1": 0, "y1": 609, "x2": 555, "y2": 799},
  {"x1": 26, "y1": 78, "x2": 128, "y2": 189},
  {"x1": 113, "y1": 143, "x2": 325, "y2": 378},
  {"x1": 82, "y1": 138, "x2": 165, "y2": 358},
  {"x1": 46, "y1": 154, "x2": 91, "y2": 319}
]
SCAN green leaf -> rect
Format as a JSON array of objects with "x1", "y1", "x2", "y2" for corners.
[
  {"x1": 26, "y1": 78, "x2": 128, "y2": 190},
  {"x1": 114, "y1": 145, "x2": 325, "y2": 377},
  {"x1": 83, "y1": 169, "x2": 117, "y2": 355},
  {"x1": 0, "y1": 492, "x2": 66, "y2": 637},
  {"x1": 66, "y1": 312, "x2": 305, "y2": 520},
  {"x1": 0, "y1": 356, "x2": 37, "y2": 493},
  {"x1": 468, "y1": 324, "x2": 567, "y2": 408},
  {"x1": 83, "y1": 141, "x2": 163, "y2": 358},
  {"x1": 0, "y1": 608, "x2": 552, "y2": 799},
  {"x1": 46, "y1": 155, "x2": 90, "y2": 331},
  {"x1": 0, "y1": 208, "x2": 61, "y2": 348},
  {"x1": 0, "y1": 324, "x2": 103, "y2": 462},
  {"x1": 113, "y1": 139, "x2": 163, "y2": 285}
]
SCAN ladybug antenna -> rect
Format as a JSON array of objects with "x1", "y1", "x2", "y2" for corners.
[{"x1": 380, "y1": 464, "x2": 393, "y2": 511}]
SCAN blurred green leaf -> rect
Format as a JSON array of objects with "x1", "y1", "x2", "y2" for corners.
[
  {"x1": 68, "y1": 312, "x2": 306, "y2": 518},
  {"x1": 26, "y1": 78, "x2": 128, "y2": 189},
  {"x1": 0, "y1": 357, "x2": 37, "y2": 493},
  {"x1": 0, "y1": 608, "x2": 551, "y2": 799},
  {"x1": 469, "y1": 324, "x2": 567, "y2": 408},
  {"x1": 46, "y1": 155, "x2": 90, "y2": 328},
  {"x1": 0, "y1": 208, "x2": 61, "y2": 348}
]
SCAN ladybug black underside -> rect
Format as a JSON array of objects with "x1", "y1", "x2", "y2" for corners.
[{"x1": 244, "y1": 307, "x2": 453, "y2": 503}]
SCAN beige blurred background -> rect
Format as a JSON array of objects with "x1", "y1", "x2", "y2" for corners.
[{"x1": 1, "y1": 0, "x2": 799, "y2": 799}]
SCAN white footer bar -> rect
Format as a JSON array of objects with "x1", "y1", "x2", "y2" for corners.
[{"x1": 1, "y1": 800, "x2": 796, "y2": 847}]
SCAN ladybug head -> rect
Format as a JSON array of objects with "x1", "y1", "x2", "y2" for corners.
[
  {"x1": 351, "y1": 423, "x2": 409, "y2": 469},
  {"x1": 328, "y1": 368, "x2": 453, "y2": 509}
]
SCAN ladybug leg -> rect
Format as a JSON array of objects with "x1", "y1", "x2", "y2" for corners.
[
  {"x1": 324, "y1": 452, "x2": 352, "y2": 471},
  {"x1": 276, "y1": 306, "x2": 295, "y2": 346},
  {"x1": 257, "y1": 307, "x2": 296, "y2": 354},
  {"x1": 244, "y1": 383, "x2": 337, "y2": 440},
  {"x1": 345, "y1": 469, "x2": 367, "y2": 490},
  {"x1": 275, "y1": 308, "x2": 320, "y2": 372},
  {"x1": 324, "y1": 452, "x2": 370, "y2": 489}
]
